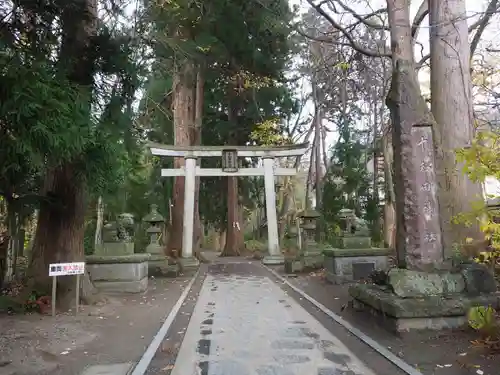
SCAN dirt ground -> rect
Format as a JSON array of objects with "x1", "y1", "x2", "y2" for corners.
[
  {"x1": 276, "y1": 267, "x2": 500, "y2": 375},
  {"x1": 0, "y1": 275, "x2": 194, "y2": 375}
]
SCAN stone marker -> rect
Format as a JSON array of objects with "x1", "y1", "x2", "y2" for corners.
[{"x1": 348, "y1": 62, "x2": 498, "y2": 332}]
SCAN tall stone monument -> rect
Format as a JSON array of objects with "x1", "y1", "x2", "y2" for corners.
[{"x1": 349, "y1": 62, "x2": 498, "y2": 332}]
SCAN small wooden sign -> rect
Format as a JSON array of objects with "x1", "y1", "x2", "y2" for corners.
[
  {"x1": 49, "y1": 262, "x2": 85, "y2": 317},
  {"x1": 222, "y1": 149, "x2": 238, "y2": 172}
]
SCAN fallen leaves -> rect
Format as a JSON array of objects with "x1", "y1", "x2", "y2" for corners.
[{"x1": 161, "y1": 364, "x2": 174, "y2": 372}]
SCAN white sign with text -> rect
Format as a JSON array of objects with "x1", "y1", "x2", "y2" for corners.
[{"x1": 49, "y1": 262, "x2": 85, "y2": 277}]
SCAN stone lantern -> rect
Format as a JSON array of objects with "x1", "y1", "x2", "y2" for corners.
[
  {"x1": 143, "y1": 204, "x2": 168, "y2": 274},
  {"x1": 299, "y1": 209, "x2": 320, "y2": 246},
  {"x1": 144, "y1": 204, "x2": 164, "y2": 253},
  {"x1": 297, "y1": 209, "x2": 323, "y2": 269}
]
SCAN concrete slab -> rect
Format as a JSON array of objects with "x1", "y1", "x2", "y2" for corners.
[
  {"x1": 171, "y1": 271, "x2": 377, "y2": 375},
  {"x1": 80, "y1": 362, "x2": 134, "y2": 375}
]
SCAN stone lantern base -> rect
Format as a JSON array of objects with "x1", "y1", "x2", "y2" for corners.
[{"x1": 262, "y1": 254, "x2": 285, "y2": 265}]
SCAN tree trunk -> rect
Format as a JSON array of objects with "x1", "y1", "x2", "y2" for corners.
[
  {"x1": 382, "y1": 129, "x2": 396, "y2": 248},
  {"x1": 222, "y1": 175, "x2": 243, "y2": 256},
  {"x1": 221, "y1": 84, "x2": 243, "y2": 256},
  {"x1": 28, "y1": 0, "x2": 101, "y2": 309},
  {"x1": 29, "y1": 164, "x2": 89, "y2": 307},
  {"x1": 386, "y1": 0, "x2": 442, "y2": 269},
  {"x1": 192, "y1": 66, "x2": 204, "y2": 254},
  {"x1": 94, "y1": 196, "x2": 104, "y2": 249},
  {"x1": 167, "y1": 58, "x2": 195, "y2": 256},
  {"x1": 219, "y1": 229, "x2": 227, "y2": 252},
  {"x1": 429, "y1": 0, "x2": 483, "y2": 253}
]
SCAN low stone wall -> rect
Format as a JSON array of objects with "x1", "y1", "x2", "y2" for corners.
[
  {"x1": 323, "y1": 248, "x2": 391, "y2": 284},
  {"x1": 86, "y1": 254, "x2": 150, "y2": 293}
]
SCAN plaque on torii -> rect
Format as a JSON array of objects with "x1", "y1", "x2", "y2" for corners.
[{"x1": 222, "y1": 149, "x2": 238, "y2": 172}]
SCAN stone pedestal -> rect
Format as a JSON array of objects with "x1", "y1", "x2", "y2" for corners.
[
  {"x1": 179, "y1": 257, "x2": 200, "y2": 273},
  {"x1": 323, "y1": 209, "x2": 390, "y2": 284},
  {"x1": 323, "y1": 247, "x2": 391, "y2": 284},
  {"x1": 94, "y1": 242, "x2": 134, "y2": 257},
  {"x1": 349, "y1": 265, "x2": 499, "y2": 332},
  {"x1": 86, "y1": 254, "x2": 150, "y2": 293},
  {"x1": 87, "y1": 213, "x2": 150, "y2": 293},
  {"x1": 263, "y1": 254, "x2": 285, "y2": 265}
]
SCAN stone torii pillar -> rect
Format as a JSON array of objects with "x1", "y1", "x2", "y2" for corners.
[{"x1": 262, "y1": 156, "x2": 281, "y2": 264}]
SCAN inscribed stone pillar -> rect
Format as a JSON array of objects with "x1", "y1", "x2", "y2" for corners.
[{"x1": 386, "y1": 60, "x2": 444, "y2": 270}]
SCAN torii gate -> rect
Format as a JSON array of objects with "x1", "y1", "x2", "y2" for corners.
[{"x1": 149, "y1": 142, "x2": 309, "y2": 266}]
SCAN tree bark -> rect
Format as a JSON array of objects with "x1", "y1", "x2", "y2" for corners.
[
  {"x1": 167, "y1": 58, "x2": 195, "y2": 256},
  {"x1": 429, "y1": 0, "x2": 484, "y2": 254},
  {"x1": 94, "y1": 196, "x2": 104, "y2": 249},
  {"x1": 222, "y1": 160, "x2": 243, "y2": 256},
  {"x1": 192, "y1": 65, "x2": 204, "y2": 258},
  {"x1": 386, "y1": 0, "x2": 444, "y2": 270},
  {"x1": 29, "y1": 164, "x2": 90, "y2": 307},
  {"x1": 28, "y1": 0, "x2": 101, "y2": 309},
  {"x1": 382, "y1": 128, "x2": 396, "y2": 248}
]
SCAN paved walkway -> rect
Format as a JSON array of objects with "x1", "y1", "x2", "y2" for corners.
[{"x1": 170, "y1": 264, "x2": 377, "y2": 375}]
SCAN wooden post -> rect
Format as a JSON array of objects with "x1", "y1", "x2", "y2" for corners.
[
  {"x1": 51, "y1": 276, "x2": 57, "y2": 317},
  {"x1": 75, "y1": 274, "x2": 80, "y2": 314}
]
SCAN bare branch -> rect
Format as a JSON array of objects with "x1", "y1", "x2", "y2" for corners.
[
  {"x1": 305, "y1": 0, "x2": 391, "y2": 58},
  {"x1": 346, "y1": 7, "x2": 388, "y2": 31},
  {"x1": 411, "y1": 0, "x2": 428, "y2": 46},
  {"x1": 470, "y1": 0, "x2": 500, "y2": 57},
  {"x1": 417, "y1": 1, "x2": 500, "y2": 68},
  {"x1": 332, "y1": 0, "x2": 390, "y2": 31}
]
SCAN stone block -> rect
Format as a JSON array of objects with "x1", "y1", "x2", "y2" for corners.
[
  {"x1": 179, "y1": 257, "x2": 200, "y2": 271},
  {"x1": 148, "y1": 254, "x2": 171, "y2": 276},
  {"x1": 323, "y1": 247, "x2": 390, "y2": 284},
  {"x1": 333, "y1": 236, "x2": 371, "y2": 249},
  {"x1": 94, "y1": 242, "x2": 135, "y2": 256},
  {"x1": 80, "y1": 363, "x2": 134, "y2": 375},
  {"x1": 93, "y1": 277, "x2": 148, "y2": 294},
  {"x1": 284, "y1": 259, "x2": 303, "y2": 273},
  {"x1": 86, "y1": 262, "x2": 147, "y2": 282},
  {"x1": 86, "y1": 253, "x2": 150, "y2": 264},
  {"x1": 349, "y1": 283, "x2": 500, "y2": 332},
  {"x1": 262, "y1": 254, "x2": 285, "y2": 265},
  {"x1": 302, "y1": 250, "x2": 323, "y2": 269},
  {"x1": 146, "y1": 243, "x2": 164, "y2": 256},
  {"x1": 388, "y1": 269, "x2": 465, "y2": 298},
  {"x1": 86, "y1": 254, "x2": 150, "y2": 294},
  {"x1": 459, "y1": 263, "x2": 497, "y2": 296}
]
